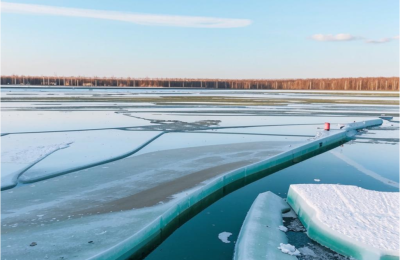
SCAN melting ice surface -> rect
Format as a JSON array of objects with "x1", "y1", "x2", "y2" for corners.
[
  {"x1": 1, "y1": 88, "x2": 399, "y2": 260},
  {"x1": 287, "y1": 184, "x2": 399, "y2": 260}
]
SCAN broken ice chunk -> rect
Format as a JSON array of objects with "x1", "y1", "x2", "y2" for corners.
[
  {"x1": 218, "y1": 232, "x2": 232, "y2": 243},
  {"x1": 278, "y1": 225, "x2": 288, "y2": 232},
  {"x1": 278, "y1": 243, "x2": 301, "y2": 256},
  {"x1": 287, "y1": 184, "x2": 399, "y2": 260}
]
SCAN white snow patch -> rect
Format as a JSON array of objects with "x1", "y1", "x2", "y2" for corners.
[
  {"x1": 314, "y1": 179, "x2": 320, "y2": 182},
  {"x1": 278, "y1": 225, "x2": 288, "y2": 232},
  {"x1": 288, "y1": 184, "x2": 399, "y2": 258},
  {"x1": 1, "y1": 142, "x2": 72, "y2": 189},
  {"x1": 1, "y1": 142, "x2": 72, "y2": 164},
  {"x1": 278, "y1": 243, "x2": 301, "y2": 256},
  {"x1": 218, "y1": 232, "x2": 232, "y2": 243}
]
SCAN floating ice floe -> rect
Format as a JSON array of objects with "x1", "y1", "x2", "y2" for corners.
[
  {"x1": 287, "y1": 184, "x2": 399, "y2": 260},
  {"x1": 278, "y1": 243, "x2": 301, "y2": 256},
  {"x1": 218, "y1": 232, "x2": 232, "y2": 243},
  {"x1": 234, "y1": 191, "x2": 297, "y2": 260},
  {"x1": 1, "y1": 142, "x2": 71, "y2": 189},
  {"x1": 278, "y1": 225, "x2": 288, "y2": 232}
]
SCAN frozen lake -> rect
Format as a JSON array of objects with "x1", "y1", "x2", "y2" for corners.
[{"x1": 1, "y1": 87, "x2": 398, "y2": 260}]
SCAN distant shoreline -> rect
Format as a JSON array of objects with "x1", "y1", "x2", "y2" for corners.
[
  {"x1": 1, "y1": 85, "x2": 399, "y2": 94},
  {"x1": 1, "y1": 76, "x2": 399, "y2": 91}
]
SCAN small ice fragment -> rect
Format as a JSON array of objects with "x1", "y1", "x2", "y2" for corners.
[
  {"x1": 278, "y1": 225, "x2": 288, "y2": 232},
  {"x1": 314, "y1": 179, "x2": 320, "y2": 182},
  {"x1": 298, "y1": 246, "x2": 316, "y2": 257},
  {"x1": 278, "y1": 243, "x2": 301, "y2": 256},
  {"x1": 218, "y1": 232, "x2": 232, "y2": 243}
]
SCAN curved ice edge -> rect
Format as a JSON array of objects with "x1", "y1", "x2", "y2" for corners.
[
  {"x1": 233, "y1": 191, "x2": 297, "y2": 260},
  {"x1": 286, "y1": 186, "x2": 399, "y2": 260},
  {"x1": 86, "y1": 131, "x2": 352, "y2": 260},
  {"x1": 1, "y1": 144, "x2": 71, "y2": 191},
  {"x1": 18, "y1": 132, "x2": 165, "y2": 184},
  {"x1": 86, "y1": 119, "x2": 383, "y2": 260}
]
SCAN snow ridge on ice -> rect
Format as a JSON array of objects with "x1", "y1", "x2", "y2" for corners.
[{"x1": 287, "y1": 184, "x2": 399, "y2": 260}]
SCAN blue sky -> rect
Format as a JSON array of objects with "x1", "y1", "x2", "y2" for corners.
[{"x1": 1, "y1": 0, "x2": 399, "y2": 79}]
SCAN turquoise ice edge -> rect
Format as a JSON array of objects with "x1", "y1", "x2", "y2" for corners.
[
  {"x1": 88, "y1": 119, "x2": 383, "y2": 260},
  {"x1": 233, "y1": 191, "x2": 296, "y2": 260},
  {"x1": 286, "y1": 186, "x2": 399, "y2": 260},
  {"x1": 286, "y1": 187, "x2": 362, "y2": 259}
]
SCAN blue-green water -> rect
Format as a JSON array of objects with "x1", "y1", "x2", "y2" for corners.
[{"x1": 145, "y1": 139, "x2": 399, "y2": 260}]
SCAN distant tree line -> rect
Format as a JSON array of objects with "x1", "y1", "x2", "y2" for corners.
[{"x1": 1, "y1": 75, "x2": 399, "y2": 91}]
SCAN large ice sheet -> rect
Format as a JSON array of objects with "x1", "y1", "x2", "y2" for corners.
[
  {"x1": 234, "y1": 191, "x2": 297, "y2": 260},
  {"x1": 287, "y1": 184, "x2": 399, "y2": 260},
  {"x1": 2, "y1": 130, "x2": 161, "y2": 184},
  {"x1": 134, "y1": 132, "x2": 307, "y2": 156},
  {"x1": 1, "y1": 140, "x2": 296, "y2": 260},
  {"x1": 1, "y1": 111, "x2": 152, "y2": 133},
  {"x1": 1, "y1": 142, "x2": 70, "y2": 190}
]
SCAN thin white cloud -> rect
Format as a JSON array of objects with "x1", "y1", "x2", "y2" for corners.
[
  {"x1": 1, "y1": 2, "x2": 252, "y2": 28},
  {"x1": 365, "y1": 38, "x2": 392, "y2": 44},
  {"x1": 311, "y1": 34, "x2": 359, "y2": 42}
]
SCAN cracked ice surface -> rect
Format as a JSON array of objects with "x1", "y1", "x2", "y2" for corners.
[
  {"x1": 1, "y1": 111, "x2": 152, "y2": 133},
  {"x1": 1, "y1": 142, "x2": 71, "y2": 189},
  {"x1": 2, "y1": 130, "x2": 161, "y2": 183},
  {"x1": 287, "y1": 184, "x2": 399, "y2": 260},
  {"x1": 2, "y1": 139, "x2": 299, "y2": 259}
]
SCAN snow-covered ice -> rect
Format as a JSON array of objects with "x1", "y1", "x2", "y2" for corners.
[
  {"x1": 1, "y1": 142, "x2": 71, "y2": 189},
  {"x1": 218, "y1": 232, "x2": 232, "y2": 243},
  {"x1": 278, "y1": 243, "x2": 301, "y2": 256},
  {"x1": 287, "y1": 184, "x2": 399, "y2": 260}
]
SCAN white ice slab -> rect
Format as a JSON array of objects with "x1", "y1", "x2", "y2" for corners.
[
  {"x1": 1, "y1": 143, "x2": 71, "y2": 189},
  {"x1": 234, "y1": 191, "x2": 297, "y2": 260},
  {"x1": 287, "y1": 184, "x2": 399, "y2": 260}
]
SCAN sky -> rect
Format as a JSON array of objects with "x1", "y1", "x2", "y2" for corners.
[{"x1": 1, "y1": 0, "x2": 399, "y2": 79}]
